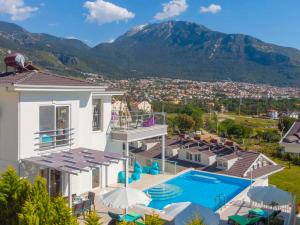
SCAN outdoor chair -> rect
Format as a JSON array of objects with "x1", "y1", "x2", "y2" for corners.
[
  {"x1": 72, "y1": 202, "x2": 84, "y2": 217},
  {"x1": 82, "y1": 199, "x2": 92, "y2": 218},
  {"x1": 228, "y1": 214, "x2": 262, "y2": 225},
  {"x1": 88, "y1": 191, "x2": 96, "y2": 211},
  {"x1": 261, "y1": 210, "x2": 282, "y2": 224},
  {"x1": 142, "y1": 116, "x2": 156, "y2": 127}
]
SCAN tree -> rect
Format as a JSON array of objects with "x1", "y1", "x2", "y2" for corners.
[
  {"x1": 176, "y1": 114, "x2": 195, "y2": 132},
  {"x1": 85, "y1": 211, "x2": 102, "y2": 225},
  {"x1": 0, "y1": 167, "x2": 32, "y2": 225},
  {"x1": 278, "y1": 116, "x2": 296, "y2": 135},
  {"x1": 0, "y1": 167, "x2": 78, "y2": 225},
  {"x1": 182, "y1": 104, "x2": 204, "y2": 130},
  {"x1": 52, "y1": 196, "x2": 78, "y2": 225}
]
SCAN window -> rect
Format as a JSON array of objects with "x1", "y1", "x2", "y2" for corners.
[
  {"x1": 39, "y1": 105, "x2": 70, "y2": 149},
  {"x1": 195, "y1": 154, "x2": 201, "y2": 162},
  {"x1": 186, "y1": 152, "x2": 192, "y2": 161},
  {"x1": 92, "y1": 99, "x2": 102, "y2": 131}
]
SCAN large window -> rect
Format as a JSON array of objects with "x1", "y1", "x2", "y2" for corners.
[
  {"x1": 92, "y1": 99, "x2": 102, "y2": 131},
  {"x1": 39, "y1": 105, "x2": 70, "y2": 149}
]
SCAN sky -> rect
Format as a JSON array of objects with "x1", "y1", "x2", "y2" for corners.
[{"x1": 0, "y1": 0, "x2": 299, "y2": 49}]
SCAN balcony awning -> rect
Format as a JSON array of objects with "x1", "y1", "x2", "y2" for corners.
[{"x1": 22, "y1": 148, "x2": 124, "y2": 175}]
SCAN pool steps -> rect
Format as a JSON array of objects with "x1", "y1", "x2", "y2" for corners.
[{"x1": 146, "y1": 184, "x2": 182, "y2": 201}]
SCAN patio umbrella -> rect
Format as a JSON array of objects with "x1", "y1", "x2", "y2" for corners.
[
  {"x1": 247, "y1": 186, "x2": 291, "y2": 206},
  {"x1": 100, "y1": 187, "x2": 151, "y2": 213},
  {"x1": 163, "y1": 202, "x2": 220, "y2": 225}
]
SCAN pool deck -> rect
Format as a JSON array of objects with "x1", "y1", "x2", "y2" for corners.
[{"x1": 77, "y1": 170, "x2": 292, "y2": 225}]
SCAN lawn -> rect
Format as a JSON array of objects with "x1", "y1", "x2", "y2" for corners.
[{"x1": 269, "y1": 159, "x2": 300, "y2": 205}]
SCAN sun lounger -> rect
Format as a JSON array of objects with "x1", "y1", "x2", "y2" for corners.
[
  {"x1": 108, "y1": 211, "x2": 142, "y2": 222},
  {"x1": 228, "y1": 215, "x2": 261, "y2": 225}
]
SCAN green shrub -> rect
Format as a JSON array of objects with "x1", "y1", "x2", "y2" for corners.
[
  {"x1": 186, "y1": 215, "x2": 206, "y2": 225},
  {"x1": 85, "y1": 211, "x2": 102, "y2": 225}
]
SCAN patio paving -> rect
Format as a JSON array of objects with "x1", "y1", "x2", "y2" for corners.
[{"x1": 77, "y1": 172, "x2": 175, "y2": 225}]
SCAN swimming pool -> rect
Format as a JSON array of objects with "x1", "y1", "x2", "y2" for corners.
[{"x1": 145, "y1": 170, "x2": 251, "y2": 211}]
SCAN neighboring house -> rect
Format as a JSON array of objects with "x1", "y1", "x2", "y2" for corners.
[
  {"x1": 131, "y1": 137, "x2": 283, "y2": 184},
  {"x1": 280, "y1": 121, "x2": 300, "y2": 156},
  {"x1": 267, "y1": 109, "x2": 278, "y2": 119},
  {"x1": 0, "y1": 57, "x2": 167, "y2": 205},
  {"x1": 287, "y1": 112, "x2": 299, "y2": 120},
  {"x1": 131, "y1": 101, "x2": 152, "y2": 113}
]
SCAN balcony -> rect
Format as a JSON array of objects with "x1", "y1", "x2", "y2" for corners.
[
  {"x1": 110, "y1": 112, "x2": 167, "y2": 142},
  {"x1": 35, "y1": 128, "x2": 74, "y2": 151}
]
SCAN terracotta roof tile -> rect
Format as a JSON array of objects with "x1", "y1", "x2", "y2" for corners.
[{"x1": 0, "y1": 71, "x2": 101, "y2": 87}]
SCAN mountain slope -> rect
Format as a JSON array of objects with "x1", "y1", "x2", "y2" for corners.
[
  {"x1": 0, "y1": 21, "x2": 96, "y2": 76},
  {"x1": 93, "y1": 21, "x2": 300, "y2": 86},
  {"x1": 1, "y1": 20, "x2": 300, "y2": 86}
]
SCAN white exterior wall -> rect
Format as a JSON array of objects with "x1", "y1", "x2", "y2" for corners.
[
  {"x1": 0, "y1": 88, "x2": 19, "y2": 171},
  {"x1": 0, "y1": 87, "x2": 124, "y2": 195},
  {"x1": 18, "y1": 91, "x2": 113, "y2": 159},
  {"x1": 67, "y1": 160, "x2": 124, "y2": 195},
  {"x1": 178, "y1": 149, "x2": 216, "y2": 166}
]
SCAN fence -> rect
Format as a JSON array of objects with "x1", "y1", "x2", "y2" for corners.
[{"x1": 129, "y1": 152, "x2": 187, "y2": 175}]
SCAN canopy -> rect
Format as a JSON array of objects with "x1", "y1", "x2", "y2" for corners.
[
  {"x1": 100, "y1": 187, "x2": 151, "y2": 210},
  {"x1": 247, "y1": 186, "x2": 291, "y2": 206},
  {"x1": 163, "y1": 202, "x2": 220, "y2": 225}
]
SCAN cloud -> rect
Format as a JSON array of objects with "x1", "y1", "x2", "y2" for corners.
[
  {"x1": 154, "y1": 0, "x2": 188, "y2": 20},
  {"x1": 0, "y1": 0, "x2": 38, "y2": 21},
  {"x1": 200, "y1": 4, "x2": 221, "y2": 14},
  {"x1": 83, "y1": 0, "x2": 135, "y2": 25}
]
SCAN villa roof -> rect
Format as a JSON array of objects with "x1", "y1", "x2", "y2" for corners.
[
  {"x1": 0, "y1": 71, "x2": 102, "y2": 87},
  {"x1": 131, "y1": 137, "x2": 283, "y2": 179},
  {"x1": 22, "y1": 148, "x2": 124, "y2": 175}
]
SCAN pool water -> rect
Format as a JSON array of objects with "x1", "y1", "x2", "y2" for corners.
[{"x1": 145, "y1": 170, "x2": 251, "y2": 211}]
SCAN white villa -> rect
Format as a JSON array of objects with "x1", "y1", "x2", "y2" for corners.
[{"x1": 0, "y1": 63, "x2": 167, "y2": 206}]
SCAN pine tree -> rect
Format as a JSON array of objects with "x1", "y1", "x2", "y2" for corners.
[
  {"x1": 53, "y1": 196, "x2": 78, "y2": 225},
  {"x1": 85, "y1": 211, "x2": 103, "y2": 225},
  {"x1": 0, "y1": 166, "x2": 32, "y2": 225}
]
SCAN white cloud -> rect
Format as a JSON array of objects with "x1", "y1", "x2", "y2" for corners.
[
  {"x1": 154, "y1": 0, "x2": 188, "y2": 20},
  {"x1": 0, "y1": 0, "x2": 38, "y2": 21},
  {"x1": 83, "y1": 0, "x2": 135, "y2": 25},
  {"x1": 200, "y1": 4, "x2": 221, "y2": 14}
]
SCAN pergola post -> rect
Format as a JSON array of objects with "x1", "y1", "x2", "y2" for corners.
[
  {"x1": 68, "y1": 173, "x2": 72, "y2": 207},
  {"x1": 125, "y1": 142, "x2": 129, "y2": 187},
  {"x1": 161, "y1": 135, "x2": 165, "y2": 173}
]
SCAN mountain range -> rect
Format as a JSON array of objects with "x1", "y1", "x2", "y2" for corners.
[{"x1": 1, "y1": 20, "x2": 300, "y2": 86}]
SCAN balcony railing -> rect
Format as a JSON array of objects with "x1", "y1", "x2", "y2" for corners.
[
  {"x1": 110, "y1": 112, "x2": 166, "y2": 131},
  {"x1": 35, "y1": 128, "x2": 74, "y2": 151}
]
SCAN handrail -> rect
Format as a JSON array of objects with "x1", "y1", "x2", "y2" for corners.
[
  {"x1": 35, "y1": 128, "x2": 74, "y2": 134},
  {"x1": 110, "y1": 112, "x2": 166, "y2": 131},
  {"x1": 35, "y1": 128, "x2": 74, "y2": 151}
]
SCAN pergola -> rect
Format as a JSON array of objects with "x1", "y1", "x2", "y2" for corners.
[{"x1": 22, "y1": 148, "x2": 124, "y2": 206}]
